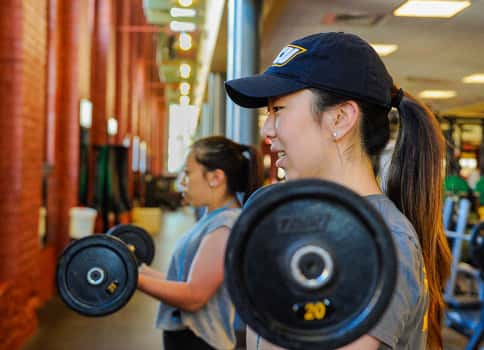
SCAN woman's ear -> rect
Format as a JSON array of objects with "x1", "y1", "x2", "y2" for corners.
[
  {"x1": 330, "y1": 100, "x2": 360, "y2": 140},
  {"x1": 206, "y1": 169, "x2": 226, "y2": 188}
]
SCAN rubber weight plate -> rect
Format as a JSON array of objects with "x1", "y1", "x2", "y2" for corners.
[
  {"x1": 56, "y1": 235, "x2": 138, "y2": 317},
  {"x1": 107, "y1": 224, "x2": 155, "y2": 266},
  {"x1": 225, "y1": 179, "x2": 397, "y2": 350}
]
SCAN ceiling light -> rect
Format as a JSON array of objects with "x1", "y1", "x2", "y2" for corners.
[
  {"x1": 179, "y1": 33, "x2": 192, "y2": 50},
  {"x1": 180, "y1": 96, "x2": 190, "y2": 106},
  {"x1": 394, "y1": 1, "x2": 471, "y2": 18},
  {"x1": 462, "y1": 73, "x2": 484, "y2": 84},
  {"x1": 180, "y1": 82, "x2": 191, "y2": 95},
  {"x1": 170, "y1": 21, "x2": 196, "y2": 32},
  {"x1": 371, "y1": 44, "x2": 398, "y2": 57},
  {"x1": 179, "y1": 63, "x2": 191, "y2": 78},
  {"x1": 170, "y1": 8, "x2": 196, "y2": 17},
  {"x1": 179, "y1": 32, "x2": 192, "y2": 50},
  {"x1": 178, "y1": 0, "x2": 193, "y2": 7},
  {"x1": 418, "y1": 90, "x2": 457, "y2": 99}
]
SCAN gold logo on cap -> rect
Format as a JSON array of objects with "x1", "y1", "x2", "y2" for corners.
[{"x1": 272, "y1": 44, "x2": 307, "y2": 67}]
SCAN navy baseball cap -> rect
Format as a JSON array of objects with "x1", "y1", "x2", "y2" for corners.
[{"x1": 225, "y1": 32, "x2": 394, "y2": 109}]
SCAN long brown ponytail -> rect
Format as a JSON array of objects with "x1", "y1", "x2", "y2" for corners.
[
  {"x1": 310, "y1": 86, "x2": 452, "y2": 349},
  {"x1": 386, "y1": 88, "x2": 452, "y2": 349}
]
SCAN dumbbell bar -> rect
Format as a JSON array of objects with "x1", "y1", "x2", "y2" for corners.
[
  {"x1": 56, "y1": 224, "x2": 155, "y2": 317},
  {"x1": 107, "y1": 224, "x2": 155, "y2": 266},
  {"x1": 225, "y1": 179, "x2": 397, "y2": 350}
]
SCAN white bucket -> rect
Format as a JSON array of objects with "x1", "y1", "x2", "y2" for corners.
[{"x1": 69, "y1": 207, "x2": 97, "y2": 239}]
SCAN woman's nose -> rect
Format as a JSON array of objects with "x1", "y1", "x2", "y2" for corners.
[
  {"x1": 261, "y1": 115, "x2": 276, "y2": 138},
  {"x1": 180, "y1": 173, "x2": 187, "y2": 187}
]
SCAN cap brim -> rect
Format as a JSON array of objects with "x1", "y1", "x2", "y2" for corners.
[{"x1": 225, "y1": 74, "x2": 308, "y2": 108}]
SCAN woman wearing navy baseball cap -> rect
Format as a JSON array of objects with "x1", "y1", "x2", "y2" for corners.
[{"x1": 225, "y1": 32, "x2": 451, "y2": 350}]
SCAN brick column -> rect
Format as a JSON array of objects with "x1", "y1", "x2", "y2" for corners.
[
  {"x1": 46, "y1": 0, "x2": 86, "y2": 256},
  {"x1": 150, "y1": 97, "x2": 167, "y2": 176},
  {"x1": 115, "y1": 0, "x2": 132, "y2": 144},
  {"x1": 90, "y1": 0, "x2": 115, "y2": 145},
  {"x1": 0, "y1": 0, "x2": 47, "y2": 348}
]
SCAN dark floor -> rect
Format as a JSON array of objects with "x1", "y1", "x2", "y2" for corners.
[{"x1": 22, "y1": 208, "x2": 478, "y2": 350}]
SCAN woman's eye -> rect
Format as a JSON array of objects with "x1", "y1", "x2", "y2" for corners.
[{"x1": 273, "y1": 106, "x2": 285, "y2": 114}]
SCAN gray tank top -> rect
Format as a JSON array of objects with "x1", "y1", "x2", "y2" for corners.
[{"x1": 156, "y1": 208, "x2": 241, "y2": 350}]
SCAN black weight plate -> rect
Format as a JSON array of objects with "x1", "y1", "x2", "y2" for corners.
[
  {"x1": 225, "y1": 179, "x2": 397, "y2": 350},
  {"x1": 56, "y1": 235, "x2": 138, "y2": 317},
  {"x1": 107, "y1": 224, "x2": 155, "y2": 266}
]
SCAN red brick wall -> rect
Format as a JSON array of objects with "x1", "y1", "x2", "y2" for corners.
[
  {"x1": 0, "y1": 0, "x2": 47, "y2": 348},
  {"x1": 0, "y1": 0, "x2": 166, "y2": 348}
]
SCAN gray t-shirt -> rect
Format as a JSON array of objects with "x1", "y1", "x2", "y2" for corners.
[
  {"x1": 248, "y1": 194, "x2": 429, "y2": 350},
  {"x1": 156, "y1": 208, "x2": 241, "y2": 350},
  {"x1": 367, "y1": 194, "x2": 429, "y2": 350}
]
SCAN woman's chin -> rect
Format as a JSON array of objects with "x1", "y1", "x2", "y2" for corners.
[{"x1": 283, "y1": 169, "x2": 297, "y2": 181}]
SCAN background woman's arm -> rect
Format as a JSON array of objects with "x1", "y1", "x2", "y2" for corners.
[
  {"x1": 137, "y1": 226, "x2": 230, "y2": 312},
  {"x1": 139, "y1": 264, "x2": 165, "y2": 279}
]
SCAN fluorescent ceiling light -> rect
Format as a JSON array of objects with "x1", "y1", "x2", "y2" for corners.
[
  {"x1": 180, "y1": 82, "x2": 190, "y2": 95},
  {"x1": 394, "y1": 0, "x2": 471, "y2": 18},
  {"x1": 179, "y1": 32, "x2": 192, "y2": 50},
  {"x1": 371, "y1": 44, "x2": 398, "y2": 56},
  {"x1": 418, "y1": 90, "x2": 457, "y2": 99},
  {"x1": 179, "y1": 63, "x2": 191, "y2": 78},
  {"x1": 170, "y1": 21, "x2": 196, "y2": 32},
  {"x1": 178, "y1": 0, "x2": 193, "y2": 7},
  {"x1": 462, "y1": 73, "x2": 484, "y2": 84},
  {"x1": 170, "y1": 8, "x2": 196, "y2": 17}
]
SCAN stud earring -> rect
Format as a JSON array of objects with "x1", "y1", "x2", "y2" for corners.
[{"x1": 333, "y1": 131, "x2": 338, "y2": 138}]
